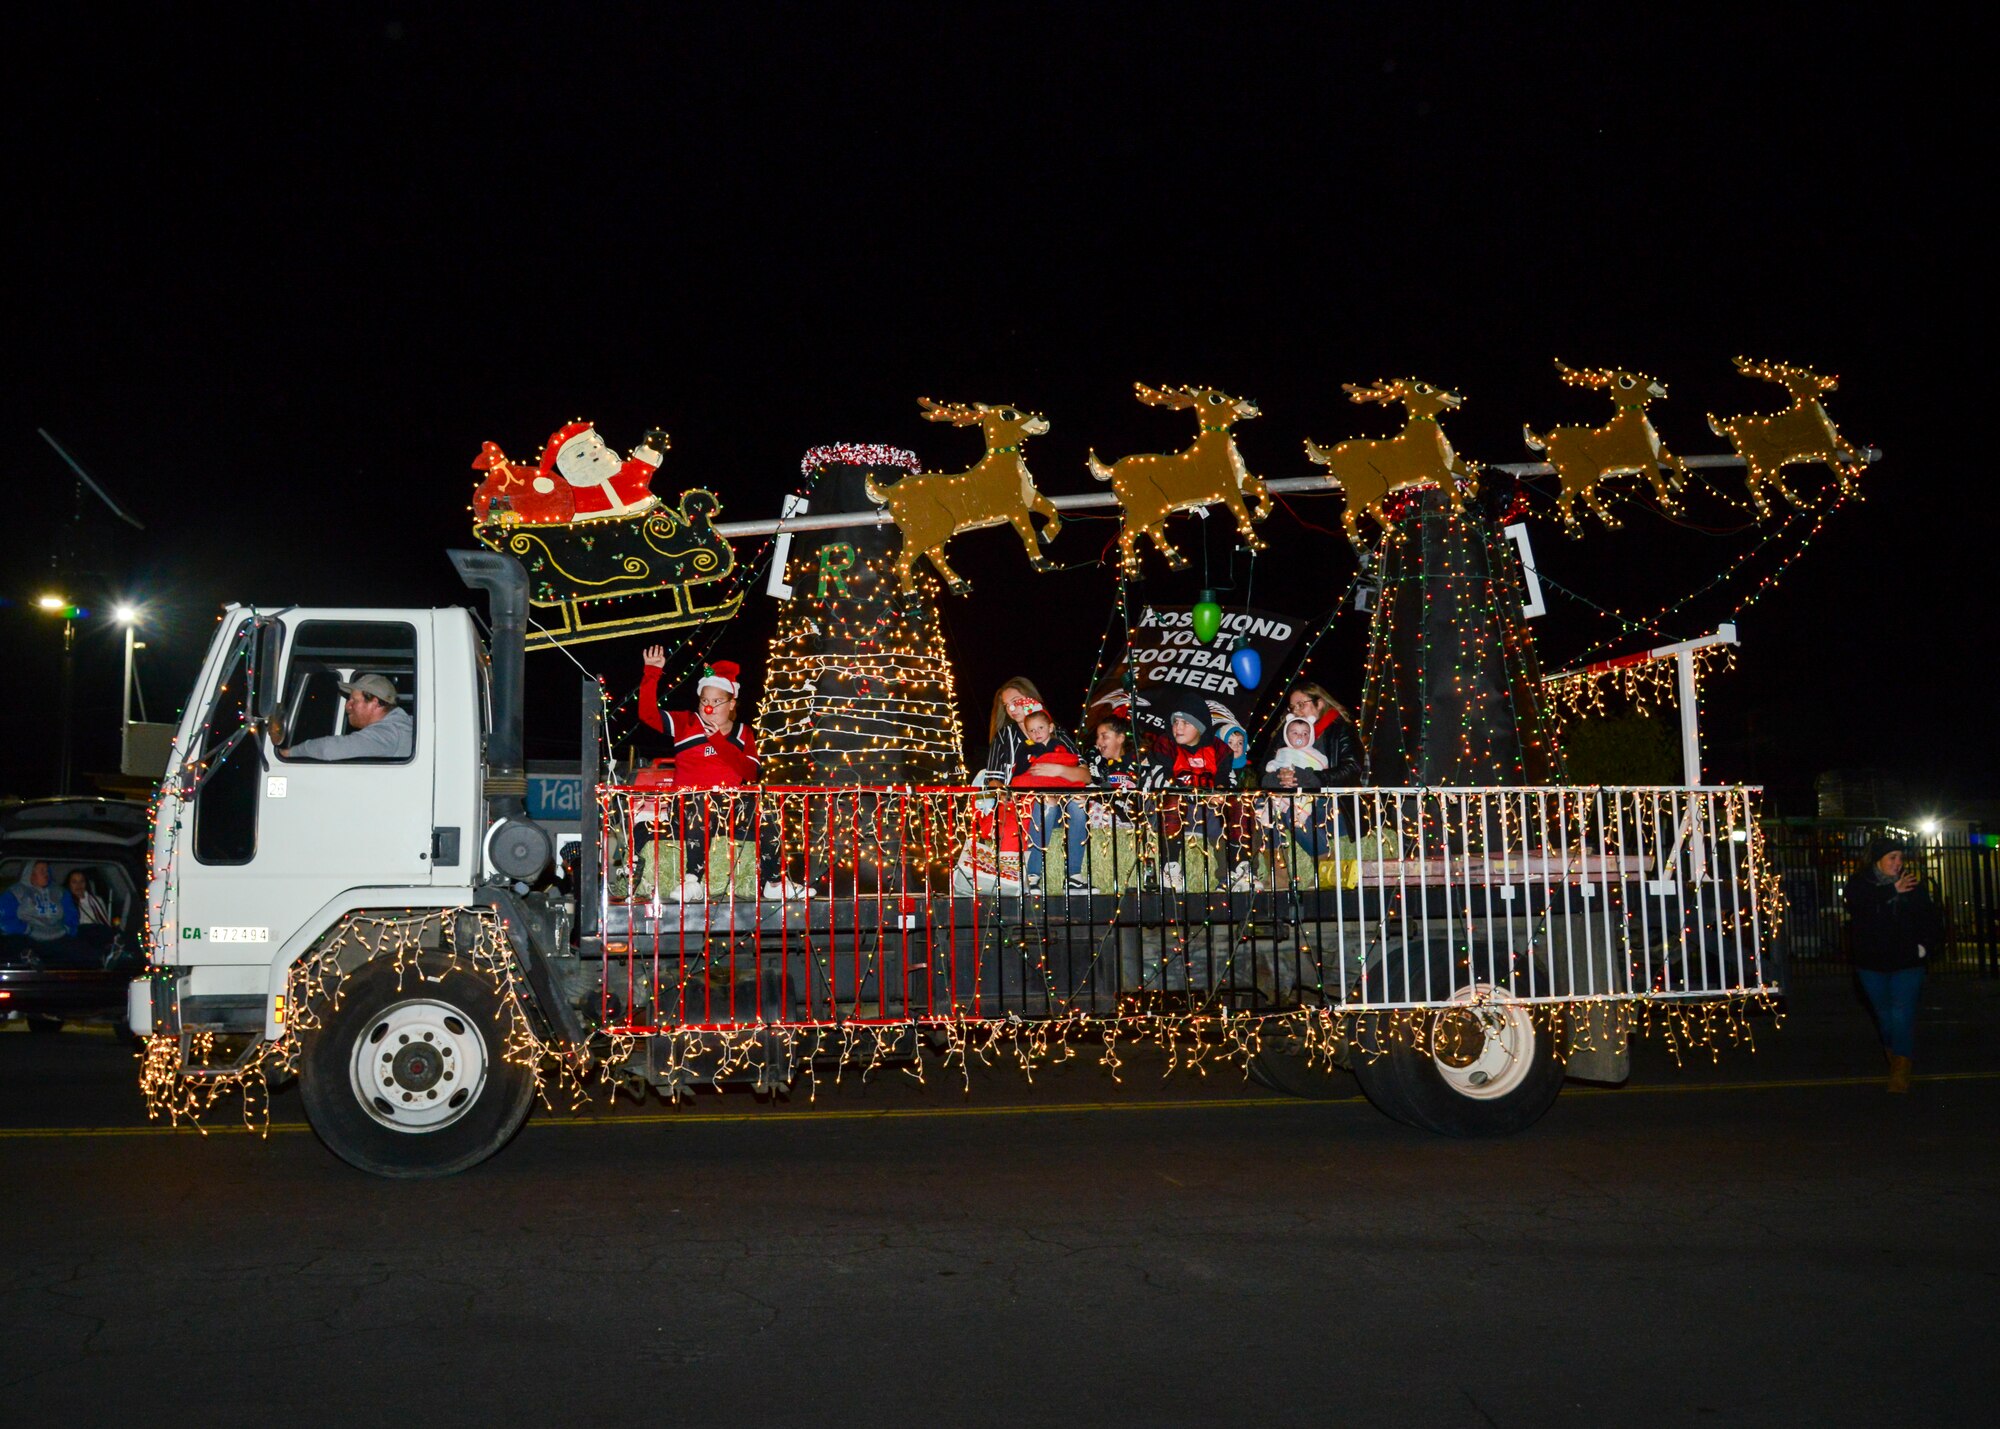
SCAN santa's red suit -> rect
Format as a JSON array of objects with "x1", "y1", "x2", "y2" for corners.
[
  {"x1": 637, "y1": 666, "x2": 758, "y2": 789},
  {"x1": 571, "y1": 454, "x2": 660, "y2": 517},
  {"x1": 545, "y1": 421, "x2": 660, "y2": 519}
]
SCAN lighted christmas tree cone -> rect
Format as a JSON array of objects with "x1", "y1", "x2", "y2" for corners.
[
  {"x1": 1359, "y1": 487, "x2": 1560, "y2": 787},
  {"x1": 754, "y1": 451, "x2": 969, "y2": 895}
]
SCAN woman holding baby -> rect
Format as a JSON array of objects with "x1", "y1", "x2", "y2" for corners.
[
  {"x1": 978, "y1": 678, "x2": 1091, "y2": 895},
  {"x1": 1260, "y1": 682, "x2": 1364, "y2": 874}
]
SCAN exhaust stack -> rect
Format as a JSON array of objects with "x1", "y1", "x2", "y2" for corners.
[{"x1": 449, "y1": 550, "x2": 548, "y2": 880}]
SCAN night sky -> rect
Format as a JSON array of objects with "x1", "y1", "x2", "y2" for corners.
[{"x1": 8, "y1": 6, "x2": 1978, "y2": 815}]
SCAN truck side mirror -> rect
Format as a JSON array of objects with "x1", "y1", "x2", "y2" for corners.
[{"x1": 251, "y1": 618, "x2": 286, "y2": 721}]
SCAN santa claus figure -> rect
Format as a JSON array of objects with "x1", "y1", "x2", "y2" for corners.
[{"x1": 541, "y1": 421, "x2": 665, "y2": 520}]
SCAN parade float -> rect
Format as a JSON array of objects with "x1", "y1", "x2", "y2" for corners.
[{"x1": 130, "y1": 362, "x2": 1877, "y2": 1175}]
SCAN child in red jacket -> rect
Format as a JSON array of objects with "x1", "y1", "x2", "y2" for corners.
[
  {"x1": 1009, "y1": 707, "x2": 1085, "y2": 788},
  {"x1": 1008, "y1": 705, "x2": 1091, "y2": 894}
]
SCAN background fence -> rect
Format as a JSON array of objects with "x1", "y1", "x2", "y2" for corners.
[{"x1": 1762, "y1": 820, "x2": 2000, "y2": 977}]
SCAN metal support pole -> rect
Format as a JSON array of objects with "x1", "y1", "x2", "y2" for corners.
[
  {"x1": 121, "y1": 623, "x2": 134, "y2": 730},
  {"x1": 711, "y1": 450, "x2": 1883, "y2": 542},
  {"x1": 118, "y1": 622, "x2": 134, "y2": 777},
  {"x1": 1676, "y1": 648, "x2": 1701, "y2": 786},
  {"x1": 58, "y1": 616, "x2": 76, "y2": 796}
]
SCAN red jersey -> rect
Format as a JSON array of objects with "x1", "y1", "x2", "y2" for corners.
[
  {"x1": 637, "y1": 667, "x2": 759, "y2": 789},
  {"x1": 1168, "y1": 739, "x2": 1225, "y2": 790}
]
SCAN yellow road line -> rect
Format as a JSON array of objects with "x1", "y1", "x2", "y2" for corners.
[{"x1": 1, "y1": 1070, "x2": 1994, "y2": 1141}]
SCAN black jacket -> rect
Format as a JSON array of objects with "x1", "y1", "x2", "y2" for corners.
[
  {"x1": 1261, "y1": 710, "x2": 1364, "y2": 790},
  {"x1": 1085, "y1": 748, "x2": 1169, "y2": 791},
  {"x1": 1844, "y1": 851, "x2": 1944, "y2": 973}
]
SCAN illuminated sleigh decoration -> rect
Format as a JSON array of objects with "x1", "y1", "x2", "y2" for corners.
[{"x1": 470, "y1": 431, "x2": 740, "y2": 650}]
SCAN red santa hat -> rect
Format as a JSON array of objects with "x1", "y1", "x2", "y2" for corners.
[
  {"x1": 539, "y1": 420, "x2": 595, "y2": 472},
  {"x1": 697, "y1": 660, "x2": 742, "y2": 699}
]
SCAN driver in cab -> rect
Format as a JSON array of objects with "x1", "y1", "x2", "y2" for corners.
[{"x1": 280, "y1": 673, "x2": 413, "y2": 761}]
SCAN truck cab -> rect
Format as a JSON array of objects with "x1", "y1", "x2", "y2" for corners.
[{"x1": 143, "y1": 605, "x2": 487, "y2": 1038}]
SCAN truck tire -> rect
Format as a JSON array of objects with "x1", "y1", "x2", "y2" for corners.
[
  {"x1": 1351, "y1": 986, "x2": 1563, "y2": 1137},
  {"x1": 299, "y1": 957, "x2": 536, "y2": 1178},
  {"x1": 1248, "y1": 1024, "x2": 1354, "y2": 1100}
]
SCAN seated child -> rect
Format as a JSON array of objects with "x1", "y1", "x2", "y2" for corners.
[
  {"x1": 1009, "y1": 706, "x2": 1084, "y2": 788},
  {"x1": 1008, "y1": 705, "x2": 1090, "y2": 893}
]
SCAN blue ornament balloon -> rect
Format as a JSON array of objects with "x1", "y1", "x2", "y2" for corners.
[{"x1": 1230, "y1": 645, "x2": 1262, "y2": 690}]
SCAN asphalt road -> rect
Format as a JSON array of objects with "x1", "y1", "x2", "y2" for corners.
[{"x1": 3, "y1": 980, "x2": 1996, "y2": 1429}]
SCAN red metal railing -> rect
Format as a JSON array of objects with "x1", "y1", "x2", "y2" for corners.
[{"x1": 593, "y1": 784, "x2": 1771, "y2": 1034}]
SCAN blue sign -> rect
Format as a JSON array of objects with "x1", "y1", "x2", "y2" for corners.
[{"x1": 526, "y1": 771, "x2": 586, "y2": 822}]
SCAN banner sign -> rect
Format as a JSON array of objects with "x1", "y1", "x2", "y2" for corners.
[{"x1": 1087, "y1": 604, "x2": 1306, "y2": 740}]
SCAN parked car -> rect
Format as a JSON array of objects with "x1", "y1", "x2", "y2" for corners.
[{"x1": 1, "y1": 798, "x2": 149, "y2": 1035}]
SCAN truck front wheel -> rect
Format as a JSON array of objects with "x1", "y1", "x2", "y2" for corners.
[
  {"x1": 299, "y1": 958, "x2": 536, "y2": 1178},
  {"x1": 1351, "y1": 987, "x2": 1563, "y2": 1137}
]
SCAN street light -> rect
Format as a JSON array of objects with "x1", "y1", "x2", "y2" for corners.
[
  {"x1": 37, "y1": 594, "x2": 81, "y2": 796},
  {"x1": 112, "y1": 602, "x2": 153, "y2": 775}
]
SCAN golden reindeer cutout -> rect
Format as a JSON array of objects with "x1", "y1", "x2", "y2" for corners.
[
  {"x1": 1523, "y1": 361, "x2": 1690, "y2": 530},
  {"x1": 863, "y1": 398, "x2": 1063, "y2": 595},
  {"x1": 1086, "y1": 383, "x2": 1271, "y2": 578},
  {"x1": 1707, "y1": 357, "x2": 1866, "y2": 517},
  {"x1": 1304, "y1": 379, "x2": 1481, "y2": 550}
]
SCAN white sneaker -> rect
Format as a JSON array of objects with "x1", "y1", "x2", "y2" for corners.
[
  {"x1": 1160, "y1": 861, "x2": 1185, "y2": 891},
  {"x1": 668, "y1": 874, "x2": 707, "y2": 903},
  {"x1": 1227, "y1": 863, "x2": 1261, "y2": 893},
  {"x1": 762, "y1": 877, "x2": 810, "y2": 900}
]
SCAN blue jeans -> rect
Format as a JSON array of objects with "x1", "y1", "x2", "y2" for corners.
[
  {"x1": 1856, "y1": 967, "x2": 1924, "y2": 1059},
  {"x1": 1026, "y1": 796, "x2": 1089, "y2": 882}
]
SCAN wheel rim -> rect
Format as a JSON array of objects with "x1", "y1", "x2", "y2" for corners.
[
  {"x1": 347, "y1": 998, "x2": 491, "y2": 1133},
  {"x1": 1428, "y1": 984, "x2": 1536, "y2": 1101}
]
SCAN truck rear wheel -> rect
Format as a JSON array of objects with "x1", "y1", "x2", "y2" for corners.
[
  {"x1": 299, "y1": 957, "x2": 536, "y2": 1178},
  {"x1": 1351, "y1": 986, "x2": 1563, "y2": 1137}
]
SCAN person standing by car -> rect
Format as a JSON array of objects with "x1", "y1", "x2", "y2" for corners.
[{"x1": 1844, "y1": 835, "x2": 1944, "y2": 1093}]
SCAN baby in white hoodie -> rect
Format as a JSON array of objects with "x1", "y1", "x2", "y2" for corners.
[{"x1": 1265, "y1": 715, "x2": 1328, "y2": 774}]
